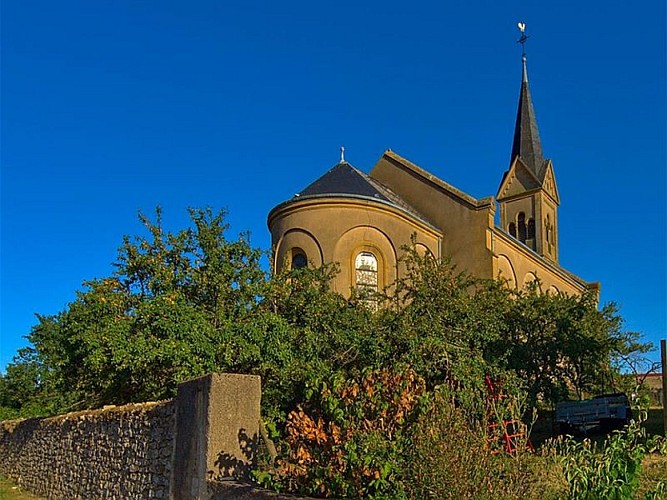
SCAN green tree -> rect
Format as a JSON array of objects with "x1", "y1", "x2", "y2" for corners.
[
  {"x1": 490, "y1": 283, "x2": 648, "y2": 406},
  {"x1": 378, "y1": 248, "x2": 512, "y2": 394},
  {"x1": 0, "y1": 346, "x2": 69, "y2": 419},
  {"x1": 379, "y1": 246, "x2": 649, "y2": 407},
  {"x1": 1, "y1": 214, "x2": 651, "y2": 422},
  {"x1": 6, "y1": 207, "x2": 266, "y2": 412},
  {"x1": 1, "y1": 208, "x2": 383, "y2": 420}
]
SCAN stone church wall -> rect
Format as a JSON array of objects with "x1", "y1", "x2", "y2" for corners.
[{"x1": 0, "y1": 401, "x2": 176, "y2": 499}]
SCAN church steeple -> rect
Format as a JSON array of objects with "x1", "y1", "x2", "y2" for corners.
[
  {"x1": 510, "y1": 55, "x2": 545, "y2": 177},
  {"x1": 497, "y1": 26, "x2": 560, "y2": 264}
]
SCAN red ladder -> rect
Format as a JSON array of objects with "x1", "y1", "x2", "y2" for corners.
[{"x1": 484, "y1": 375, "x2": 533, "y2": 454}]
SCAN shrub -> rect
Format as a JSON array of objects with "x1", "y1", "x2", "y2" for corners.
[
  {"x1": 255, "y1": 367, "x2": 564, "y2": 499},
  {"x1": 402, "y1": 382, "x2": 564, "y2": 499},
  {"x1": 255, "y1": 367, "x2": 426, "y2": 498}
]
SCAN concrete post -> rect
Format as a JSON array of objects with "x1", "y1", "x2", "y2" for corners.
[{"x1": 170, "y1": 373, "x2": 261, "y2": 500}]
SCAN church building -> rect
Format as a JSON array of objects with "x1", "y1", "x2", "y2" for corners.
[{"x1": 267, "y1": 54, "x2": 599, "y2": 298}]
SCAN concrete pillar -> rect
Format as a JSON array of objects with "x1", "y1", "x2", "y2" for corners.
[{"x1": 170, "y1": 373, "x2": 261, "y2": 500}]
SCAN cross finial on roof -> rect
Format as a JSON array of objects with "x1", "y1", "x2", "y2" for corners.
[
  {"x1": 517, "y1": 21, "x2": 529, "y2": 56},
  {"x1": 517, "y1": 22, "x2": 530, "y2": 83},
  {"x1": 340, "y1": 146, "x2": 345, "y2": 163}
]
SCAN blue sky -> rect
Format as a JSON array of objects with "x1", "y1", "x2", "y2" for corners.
[{"x1": 1, "y1": 1, "x2": 665, "y2": 372}]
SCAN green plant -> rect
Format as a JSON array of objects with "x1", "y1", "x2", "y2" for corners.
[{"x1": 552, "y1": 402, "x2": 667, "y2": 499}]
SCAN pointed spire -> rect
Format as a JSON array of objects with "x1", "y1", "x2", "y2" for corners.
[{"x1": 511, "y1": 36, "x2": 544, "y2": 177}]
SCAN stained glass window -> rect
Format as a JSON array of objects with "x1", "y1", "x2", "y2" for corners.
[{"x1": 355, "y1": 251, "x2": 378, "y2": 296}]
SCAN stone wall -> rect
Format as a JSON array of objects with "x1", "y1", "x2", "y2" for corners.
[
  {"x1": 0, "y1": 401, "x2": 175, "y2": 499},
  {"x1": 0, "y1": 373, "x2": 264, "y2": 499}
]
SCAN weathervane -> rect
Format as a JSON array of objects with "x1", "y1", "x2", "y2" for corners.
[
  {"x1": 517, "y1": 22, "x2": 529, "y2": 58},
  {"x1": 340, "y1": 146, "x2": 345, "y2": 163}
]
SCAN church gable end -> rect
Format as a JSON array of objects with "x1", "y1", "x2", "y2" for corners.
[{"x1": 497, "y1": 158, "x2": 542, "y2": 201}]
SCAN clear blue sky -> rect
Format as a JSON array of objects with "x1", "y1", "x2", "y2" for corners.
[{"x1": 1, "y1": 1, "x2": 665, "y2": 372}]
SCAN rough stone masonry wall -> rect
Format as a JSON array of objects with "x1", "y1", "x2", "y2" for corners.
[{"x1": 0, "y1": 400, "x2": 175, "y2": 499}]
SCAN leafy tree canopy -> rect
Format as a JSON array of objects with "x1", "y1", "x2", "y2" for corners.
[{"x1": 0, "y1": 208, "x2": 652, "y2": 421}]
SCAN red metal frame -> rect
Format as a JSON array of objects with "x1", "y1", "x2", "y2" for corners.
[{"x1": 485, "y1": 375, "x2": 533, "y2": 454}]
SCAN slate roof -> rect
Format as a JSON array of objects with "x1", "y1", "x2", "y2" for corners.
[
  {"x1": 291, "y1": 161, "x2": 437, "y2": 229},
  {"x1": 298, "y1": 161, "x2": 388, "y2": 200},
  {"x1": 510, "y1": 56, "x2": 547, "y2": 180}
]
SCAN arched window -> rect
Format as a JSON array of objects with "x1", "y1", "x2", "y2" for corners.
[
  {"x1": 355, "y1": 251, "x2": 378, "y2": 296},
  {"x1": 518, "y1": 212, "x2": 527, "y2": 243},
  {"x1": 509, "y1": 222, "x2": 517, "y2": 238},
  {"x1": 527, "y1": 218, "x2": 535, "y2": 240},
  {"x1": 291, "y1": 249, "x2": 307, "y2": 270}
]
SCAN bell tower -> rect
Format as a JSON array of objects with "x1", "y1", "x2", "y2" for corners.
[{"x1": 497, "y1": 38, "x2": 560, "y2": 263}]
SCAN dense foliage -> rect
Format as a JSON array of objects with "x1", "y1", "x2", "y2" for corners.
[
  {"x1": 258, "y1": 367, "x2": 552, "y2": 499},
  {"x1": 1, "y1": 209, "x2": 660, "y2": 494},
  {"x1": 0, "y1": 207, "x2": 650, "y2": 420},
  {"x1": 1, "y1": 208, "x2": 384, "y2": 421},
  {"x1": 258, "y1": 367, "x2": 426, "y2": 498}
]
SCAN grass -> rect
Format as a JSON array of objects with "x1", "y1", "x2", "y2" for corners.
[
  {"x1": 0, "y1": 477, "x2": 41, "y2": 500},
  {"x1": 639, "y1": 455, "x2": 667, "y2": 497}
]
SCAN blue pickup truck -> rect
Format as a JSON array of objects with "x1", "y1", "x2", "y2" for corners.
[{"x1": 555, "y1": 393, "x2": 632, "y2": 435}]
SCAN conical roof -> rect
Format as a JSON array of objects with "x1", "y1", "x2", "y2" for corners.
[
  {"x1": 298, "y1": 161, "x2": 391, "y2": 200},
  {"x1": 269, "y1": 160, "x2": 436, "y2": 229},
  {"x1": 510, "y1": 56, "x2": 545, "y2": 179}
]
